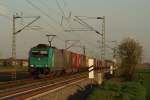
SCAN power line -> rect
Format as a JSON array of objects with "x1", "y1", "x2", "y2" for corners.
[
  {"x1": 53, "y1": 1, "x2": 99, "y2": 49},
  {"x1": 33, "y1": 15, "x2": 70, "y2": 44},
  {"x1": 1, "y1": 0, "x2": 102, "y2": 58},
  {"x1": 36, "y1": 0, "x2": 71, "y2": 30},
  {"x1": 63, "y1": 17, "x2": 99, "y2": 49},
  {"x1": 55, "y1": 0, "x2": 66, "y2": 17},
  {"x1": 26, "y1": 0, "x2": 68, "y2": 32},
  {"x1": 37, "y1": 0, "x2": 62, "y2": 16},
  {"x1": 65, "y1": 16, "x2": 102, "y2": 52},
  {"x1": 26, "y1": 0, "x2": 60, "y2": 26},
  {"x1": 61, "y1": 0, "x2": 71, "y2": 12},
  {"x1": 25, "y1": 0, "x2": 71, "y2": 46},
  {"x1": 30, "y1": 28, "x2": 66, "y2": 44},
  {"x1": 36, "y1": 15, "x2": 98, "y2": 52},
  {"x1": 0, "y1": 12, "x2": 66, "y2": 51}
]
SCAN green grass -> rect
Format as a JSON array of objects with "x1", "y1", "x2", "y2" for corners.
[
  {"x1": 137, "y1": 69, "x2": 150, "y2": 100},
  {"x1": 87, "y1": 78, "x2": 146, "y2": 100},
  {"x1": 87, "y1": 88, "x2": 116, "y2": 100}
]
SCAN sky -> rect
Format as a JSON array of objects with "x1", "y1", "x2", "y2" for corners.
[{"x1": 0, "y1": 0, "x2": 150, "y2": 62}]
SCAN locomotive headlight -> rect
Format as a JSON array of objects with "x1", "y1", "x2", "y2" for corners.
[{"x1": 30, "y1": 65, "x2": 34, "y2": 67}]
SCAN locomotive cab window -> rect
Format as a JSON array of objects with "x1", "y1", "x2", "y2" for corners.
[{"x1": 31, "y1": 51, "x2": 48, "y2": 57}]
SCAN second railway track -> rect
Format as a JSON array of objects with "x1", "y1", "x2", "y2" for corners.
[{"x1": 0, "y1": 72, "x2": 88, "y2": 100}]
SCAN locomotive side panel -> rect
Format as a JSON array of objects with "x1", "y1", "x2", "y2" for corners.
[{"x1": 51, "y1": 48, "x2": 65, "y2": 71}]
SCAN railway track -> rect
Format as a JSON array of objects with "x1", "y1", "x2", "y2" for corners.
[
  {"x1": 0, "y1": 68, "x2": 110, "y2": 90},
  {"x1": 0, "y1": 71, "x2": 29, "y2": 82},
  {"x1": 0, "y1": 72, "x2": 87, "y2": 90},
  {"x1": 0, "y1": 72, "x2": 87, "y2": 100}
]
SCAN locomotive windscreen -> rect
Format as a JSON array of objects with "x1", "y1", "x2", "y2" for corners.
[{"x1": 31, "y1": 50, "x2": 48, "y2": 57}]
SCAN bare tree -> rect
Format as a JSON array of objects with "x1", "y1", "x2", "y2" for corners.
[{"x1": 118, "y1": 38, "x2": 142, "y2": 80}]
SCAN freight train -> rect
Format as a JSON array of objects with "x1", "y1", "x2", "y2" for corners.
[{"x1": 28, "y1": 44, "x2": 103, "y2": 77}]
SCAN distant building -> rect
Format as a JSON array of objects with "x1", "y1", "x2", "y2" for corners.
[
  {"x1": 17, "y1": 59, "x2": 28, "y2": 67},
  {"x1": 0, "y1": 58, "x2": 28, "y2": 67}
]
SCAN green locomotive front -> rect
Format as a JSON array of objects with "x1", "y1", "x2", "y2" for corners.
[
  {"x1": 28, "y1": 44, "x2": 65, "y2": 76},
  {"x1": 28, "y1": 44, "x2": 53, "y2": 75}
]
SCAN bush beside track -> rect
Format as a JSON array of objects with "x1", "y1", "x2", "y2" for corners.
[{"x1": 86, "y1": 79, "x2": 146, "y2": 100}]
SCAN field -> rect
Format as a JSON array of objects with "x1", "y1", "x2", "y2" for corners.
[
  {"x1": 0, "y1": 66, "x2": 28, "y2": 81},
  {"x1": 0, "y1": 66, "x2": 28, "y2": 72},
  {"x1": 137, "y1": 68, "x2": 150, "y2": 100}
]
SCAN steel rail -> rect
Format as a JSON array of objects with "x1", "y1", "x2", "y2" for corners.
[{"x1": 0, "y1": 73, "x2": 87, "y2": 100}]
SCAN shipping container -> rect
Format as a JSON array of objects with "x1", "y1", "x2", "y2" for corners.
[
  {"x1": 80, "y1": 55, "x2": 83, "y2": 67},
  {"x1": 70, "y1": 52, "x2": 81, "y2": 72},
  {"x1": 78, "y1": 56, "x2": 88, "y2": 71},
  {"x1": 76, "y1": 54, "x2": 81, "y2": 68}
]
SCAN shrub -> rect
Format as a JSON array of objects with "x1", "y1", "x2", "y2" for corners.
[
  {"x1": 86, "y1": 81, "x2": 146, "y2": 100},
  {"x1": 118, "y1": 38, "x2": 142, "y2": 81}
]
